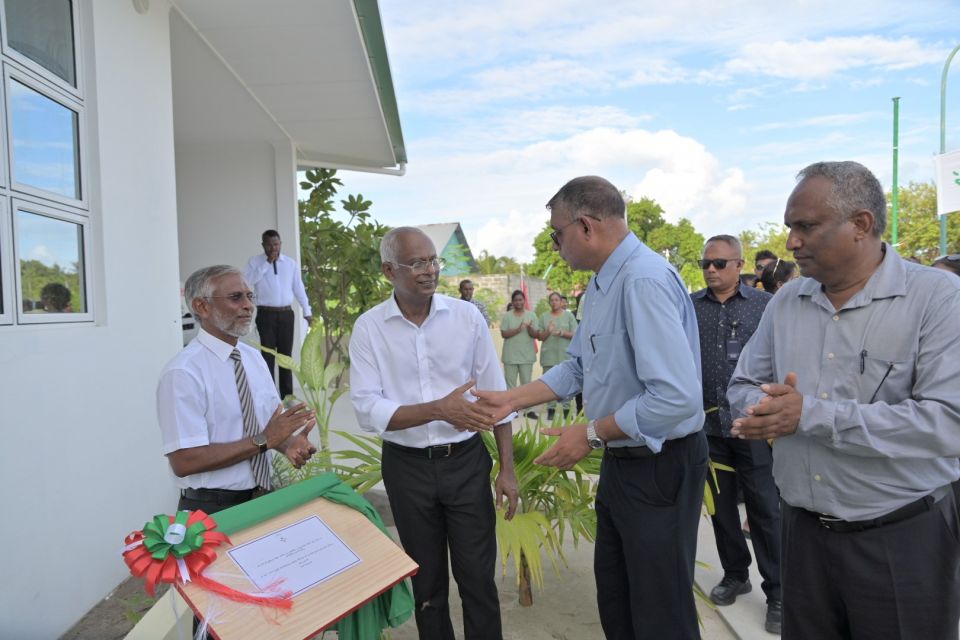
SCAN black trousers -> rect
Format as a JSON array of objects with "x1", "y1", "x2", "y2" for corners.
[
  {"x1": 255, "y1": 307, "x2": 295, "y2": 398},
  {"x1": 594, "y1": 431, "x2": 708, "y2": 640},
  {"x1": 381, "y1": 436, "x2": 502, "y2": 640},
  {"x1": 781, "y1": 491, "x2": 960, "y2": 639},
  {"x1": 706, "y1": 434, "x2": 781, "y2": 601}
]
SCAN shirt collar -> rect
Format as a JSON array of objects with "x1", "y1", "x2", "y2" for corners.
[
  {"x1": 794, "y1": 243, "x2": 905, "y2": 305},
  {"x1": 383, "y1": 291, "x2": 450, "y2": 322},
  {"x1": 595, "y1": 232, "x2": 641, "y2": 294},
  {"x1": 197, "y1": 327, "x2": 238, "y2": 362},
  {"x1": 693, "y1": 283, "x2": 752, "y2": 302}
]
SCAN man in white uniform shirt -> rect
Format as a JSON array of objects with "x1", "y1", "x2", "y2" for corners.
[
  {"x1": 350, "y1": 227, "x2": 518, "y2": 640},
  {"x1": 244, "y1": 229, "x2": 312, "y2": 398},
  {"x1": 158, "y1": 265, "x2": 316, "y2": 515}
]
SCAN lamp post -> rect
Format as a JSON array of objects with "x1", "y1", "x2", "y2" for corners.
[
  {"x1": 939, "y1": 44, "x2": 960, "y2": 256},
  {"x1": 892, "y1": 97, "x2": 900, "y2": 246}
]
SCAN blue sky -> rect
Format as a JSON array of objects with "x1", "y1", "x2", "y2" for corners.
[{"x1": 341, "y1": 0, "x2": 960, "y2": 262}]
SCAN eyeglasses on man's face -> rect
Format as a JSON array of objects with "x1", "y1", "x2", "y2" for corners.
[
  {"x1": 550, "y1": 215, "x2": 600, "y2": 246},
  {"x1": 207, "y1": 292, "x2": 256, "y2": 303},
  {"x1": 699, "y1": 258, "x2": 741, "y2": 270},
  {"x1": 394, "y1": 257, "x2": 446, "y2": 273}
]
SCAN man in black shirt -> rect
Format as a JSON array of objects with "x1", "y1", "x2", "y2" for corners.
[{"x1": 692, "y1": 235, "x2": 782, "y2": 634}]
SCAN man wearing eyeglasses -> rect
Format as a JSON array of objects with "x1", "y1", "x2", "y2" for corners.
[
  {"x1": 729, "y1": 161, "x2": 960, "y2": 639},
  {"x1": 475, "y1": 176, "x2": 706, "y2": 639},
  {"x1": 691, "y1": 235, "x2": 781, "y2": 633},
  {"x1": 158, "y1": 265, "x2": 316, "y2": 516},
  {"x1": 244, "y1": 229, "x2": 313, "y2": 399},
  {"x1": 350, "y1": 227, "x2": 518, "y2": 640}
]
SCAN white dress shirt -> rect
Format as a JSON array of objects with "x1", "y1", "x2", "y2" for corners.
[
  {"x1": 244, "y1": 253, "x2": 312, "y2": 315},
  {"x1": 350, "y1": 293, "x2": 509, "y2": 447},
  {"x1": 157, "y1": 328, "x2": 281, "y2": 489}
]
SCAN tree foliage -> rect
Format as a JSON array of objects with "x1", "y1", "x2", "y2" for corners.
[
  {"x1": 475, "y1": 250, "x2": 521, "y2": 275},
  {"x1": 885, "y1": 181, "x2": 960, "y2": 262},
  {"x1": 739, "y1": 222, "x2": 790, "y2": 266},
  {"x1": 298, "y1": 168, "x2": 392, "y2": 372},
  {"x1": 19, "y1": 259, "x2": 83, "y2": 311}
]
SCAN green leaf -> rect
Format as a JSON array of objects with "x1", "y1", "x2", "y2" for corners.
[{"x1": 299, "y1": 326, "x2": 325, "y2": 391}]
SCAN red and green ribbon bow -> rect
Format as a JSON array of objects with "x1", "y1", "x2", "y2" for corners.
[{"x1": 122, "y1": 510, "x2": 291, "y2": 610}]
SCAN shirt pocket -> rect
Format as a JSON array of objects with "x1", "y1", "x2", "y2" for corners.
[
  {"x1": 856, "y1": 348, "x2": 915, "y2": 404},
  {"x1": 586, "y1": 330, "x2": 629, "y2": 385}
]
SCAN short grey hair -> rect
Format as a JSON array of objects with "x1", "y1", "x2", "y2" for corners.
[
  {"x1": 380, "y1": 226, "x2": 430, "y2": 264},
  {"x1": 184, "y1": 265, "x2": 244, "y2": 310},
  {"x1": 705, "y1": 234, "x2": 743, "y2": 258},
  {"x1": 797, "y1": 161, "x2": 887, "y2": 236},
  {"x1": 546, "y1": 175, "x2": 626, "y2": 222}
]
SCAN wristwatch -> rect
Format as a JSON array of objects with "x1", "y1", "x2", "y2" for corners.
[
  {"x1": 252, "y1": 432, "x2": 268, "y2": 454},
  {"x1": 586, "y1": 420, "x2": 605, "y2": 449}
]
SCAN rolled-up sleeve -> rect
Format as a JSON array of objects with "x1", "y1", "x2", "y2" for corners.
[{"x1": 349, "y1": 317, "x2": 400, "y2": 435}]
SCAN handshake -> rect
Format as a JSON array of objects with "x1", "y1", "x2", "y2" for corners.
[{"x1": 440, "y1": 380, "x2": 516, "y2": 432}]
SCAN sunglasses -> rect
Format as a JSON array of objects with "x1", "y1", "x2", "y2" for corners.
[{"x1": 699, "y1": 258, "x2": 740, "y2": 270}]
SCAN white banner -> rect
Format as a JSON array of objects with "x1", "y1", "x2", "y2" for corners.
[{"x1": 934, "y1": 149, "x2": 960, "y2": 216}]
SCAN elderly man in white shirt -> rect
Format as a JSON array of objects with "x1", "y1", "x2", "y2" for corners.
[
  {"x1": 244, "y1": 229, "x2": 312, "y2": 399},
  {"x1": 350, "y1": 227, "x2": 518, "y2": 640},
  {"x1": 158, "y1": 265, "x2": 316, "y2": 515}
]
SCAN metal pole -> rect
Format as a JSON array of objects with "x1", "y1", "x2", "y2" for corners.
[
  {"x1": 939, "y1": 44, "x2": 960, "y2": 256},
  {"x1": 892, "y1": 97, "x2": 900, "y2": 246}
]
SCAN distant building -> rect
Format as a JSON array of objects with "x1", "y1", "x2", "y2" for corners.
[{"x1": 416, "y1": 222, "x2": 478, "y2": 276}]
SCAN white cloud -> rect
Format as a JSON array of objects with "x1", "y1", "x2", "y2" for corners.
[
  {"x1": 355, "y1": 128, "x2": 752, "y2": 261},
  {"x1": 753, "y1": 112, "x2": 880, "y2": 132},
  {"x1": 28, "y1": 244, "x2": 58, "y2": 266},
  {"x1": 482, "y1": 106, "x2": 653, "y2": 143},
  {"x1": 724, "y1": 36, "x2": 943, "y2": 80},
  {"x1": 476, "y1": 209, "x2": 549, "y2": 263}
]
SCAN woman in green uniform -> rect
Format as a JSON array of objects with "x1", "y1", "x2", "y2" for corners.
[
  {"x1": 537, "y1": 291, "x2": 577, "y2": 420},
  {"x1": 500, "y1": 289, "x2": 539, "y2": 401}
]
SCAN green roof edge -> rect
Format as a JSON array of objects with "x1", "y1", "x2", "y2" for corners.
[{"x1": 353, "y1": 0, "x2": 407, "y2": 165}]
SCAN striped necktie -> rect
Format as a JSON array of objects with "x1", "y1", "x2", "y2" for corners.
[{"x1": 230, "y1": 349, "x2": 271, "y2": 490}]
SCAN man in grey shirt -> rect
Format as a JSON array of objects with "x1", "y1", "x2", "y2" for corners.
[{"x1": 728, "y1": 161, "x2": 960, "y2": 639}]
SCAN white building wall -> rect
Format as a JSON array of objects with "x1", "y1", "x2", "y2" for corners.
[
  {"x1": 0, "y1": 2, "x2": 183, "y2": 637},
  {"x1": 174, "y1": 140, "x2": 307, "y2": 352},
  {"x1": 175, "y1": 141, "x2": 280, "y2": 277}
]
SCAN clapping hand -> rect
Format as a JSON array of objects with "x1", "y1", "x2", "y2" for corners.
[
  {"x1": 731, "y1": 372, "x2": 803, "y2": 440},
  {"x1": 280, "y1": 421, "x2": 317, "y2": 468}
]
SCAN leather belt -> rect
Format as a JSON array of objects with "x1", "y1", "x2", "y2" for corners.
[
  {"x1": 384, "y1": 434, "x2": 479, "y2": 459},
  {"x1": 257, "y1": 305, "x2": 292, "y2": 311},
  {"x1": 604, "y1": 431, "x2": 699, "y2": 459},
  {"x1": 809, "y1": 485, "x2": 950, "y2": 533},
  {"x1": 180, "y1": 487, "x2": 266, "y2": 506}
]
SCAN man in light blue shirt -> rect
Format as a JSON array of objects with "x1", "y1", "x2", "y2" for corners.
[{"x1": 476, "y1": 176, "x2": 706, "y2": 639}]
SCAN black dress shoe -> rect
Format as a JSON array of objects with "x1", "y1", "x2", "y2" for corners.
[
  {"x1": 765, "y1": 599, "x2": 782, "y2": 634},
  {"x1": 709, "y1": 576, "x2": 751, "y2": 606},
  {"x1": 525, "y1": 411, "x2": 539, "y2": 420}
]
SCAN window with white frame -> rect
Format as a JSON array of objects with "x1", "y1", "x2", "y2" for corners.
[{"x1": 0, "y1": 0, "x2": 89, "y2": 325}]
